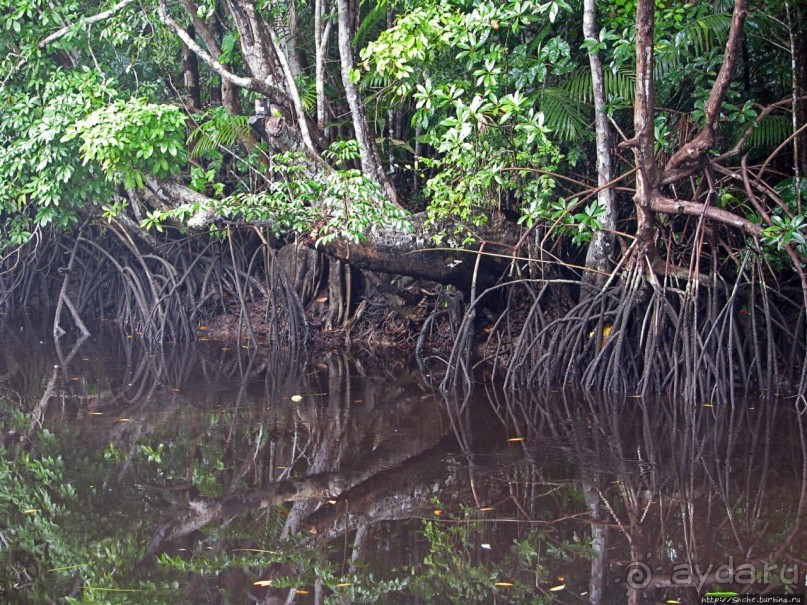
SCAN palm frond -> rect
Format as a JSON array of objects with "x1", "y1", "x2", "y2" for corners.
[
  {"x1": 563, "y1": 67, "x2": 635, "y2": 105},
  {"x1": 655, "y1": 13, "x2": 732, "y2": 78},
  {"x1": 736, "y1": 115, "x2": 793, "y2": 152},
  {"x1": 188, "y1": 107, "x2": 251, "y2": 160},
  {"x1": 539, "y1": 87, "x2": 591, "y2": 142},
  {"x1": 354, "y1": 0, "x2": 389, "y2": 49}
]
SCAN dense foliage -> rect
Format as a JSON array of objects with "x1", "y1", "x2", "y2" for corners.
[{"x1": 0, "y1": 0, "x2": 805, "y2": 401}]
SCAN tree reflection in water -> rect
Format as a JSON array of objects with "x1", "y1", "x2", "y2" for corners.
[{"x1": 0, "y1": 320, "x2": 805, "y2": 603}]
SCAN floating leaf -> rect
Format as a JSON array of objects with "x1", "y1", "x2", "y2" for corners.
[
  {"x1": 118, "y1": 418, "x2": 131, "y2": 422},
  {"x1": 335, "y1": 583, "x2": 353, "y2": 587},
  {"x1": 433, "y1": 509, "x2": 442, "y2": 516},
  {"x1": 316, "y1": 296, "x2": 328, "y2": 303},
  {"x1": 291, "y1": 394, "x2": 303, "y2": 403},
  {"x1": 549, "y1": 584, "x2": 566, "y2": 592},
  {"x1": 481, "y1": 543, "x2": 491, "y2": 550},
  {"x1": 89, "y1": 412, "x2": 103, "y2": 415},
  {"x1": 23, "y1": 509, "x2": 40, "y2": 514},
  {"x1": 253, "y1": 580, "x2": 273, "y2": 587},
  {"x1": 198, "y1": 326, "x2": 208, "y2": 331},
  {"x1": 507, "y1": 437, "x2": 524, "y2": 442},
  {"x1": 494, "y1": 582, "x2": 514, "y2": 587}
]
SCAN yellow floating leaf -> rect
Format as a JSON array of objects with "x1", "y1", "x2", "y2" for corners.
[
  {"x1": 666, "y1": 600, "x2": 683, "y2": 604},
  {"x1": 478, "y1": 506, "x2": 495, "y2": 511},
  {"x1": 252, "y1": 580, "x2": 273, "y2": 587},
  {"x1": 557, "y1": 577, "x2": 565, "y2": 581},
  {"x1": 70, "y1": 377, "x2": 80, "y2": 381},
  {"x1": 89, "y1": 412, "x2": 103, "y2": 415},
  {"x1": 221, "y1": 347, "x2": 232, "y2": 351},
  {"x1": 297, "y1": 590, "x2": 309, "y2": 595},
  {"x1": 171, "y1": 388, "x2": 181, "y2": 392},
  {"x1": 23, "y1": 509, "x2": 40, "y2": 514},
  {"x1": 628, "y1": 394, "x2": 642, "y2": 398},
  {"x1": 493, "y1": 582, "x2": 514, "y2": 587},
  {"x1": 118, "y1": 418, "x2": 131, "y2": 422},
  {"x1": 702, "y1": 403, "x2": 713, "y2": 407},
  {"x1": 549, "y1": 584, "x2": 566, "y2": 592},
  {"x1": 507, "y1": 437, "x2": 524, "y2": 442},
  {"x1": 433, "y1": 509, "x2": 442, "y2": 516},
  {"x1": 335, "y1": 583, "x2": 353, "y2": 587},
  {"x1": 199, "y1": 337, "x2": 211, "y2": 341},
  {"x1": 290, "y1": 395, "x2": 303, "y2": 403},
  {"x1": 316, "y1": 296, "x2": 328, "y2": 303},
  {"x1": 198, "y1": 326, "x2": 208, "y2": 331},
  {"x1": 353, "y1": 399, "x2": 363, "y2": 403},
  {"x1": 328, "y1": 499, "x2": 337, "y2": 505}
]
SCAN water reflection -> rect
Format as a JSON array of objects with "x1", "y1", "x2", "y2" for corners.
[
  {"x1": 493, "y1": 387, "x2": 807, "y2": 603},
  {"x1": 0, "y1": 319, "x2": 805, "y2": 604}
]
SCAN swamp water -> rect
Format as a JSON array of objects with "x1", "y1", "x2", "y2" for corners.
[{"x1": 0, "y1": 318, "x2": 805, "y2": 604}]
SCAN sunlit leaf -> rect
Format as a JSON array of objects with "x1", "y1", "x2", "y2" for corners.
[
  {"x1": 253, "y1": 580, "x2": 273, "y2": 587},
  {"x1": 291, "y1": 395, "x2": 303, "y2": 403},
  {"x1": 549, "y1": 584, "x2": 566, "y2": 591},
  {"x1": 507, "y1": 437, "x2": 524, "y2": 442}
]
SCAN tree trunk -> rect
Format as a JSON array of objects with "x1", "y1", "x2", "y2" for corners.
[
  {"x1": 631, "y1": 0, "x2": 659, "y2": 262},
  {"x1": 314, "y1": 0, "x2": 333, "y2": 137},
  {"x1": 182, "y1": 24, "x2": 202, "y2": 111},
  {"x1": 582, "y1": 0, "x2": 616, "y2": 290},
  {"x1": 336, "y1": 0, "x2": 399, "y2": 204}
]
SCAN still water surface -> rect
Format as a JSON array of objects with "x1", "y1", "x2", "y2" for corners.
[{"x1": 1, "y1": 318, "x2": 805, "y2": 604}]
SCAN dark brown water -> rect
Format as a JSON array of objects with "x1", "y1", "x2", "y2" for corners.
[{"x1": 1, "y1": 317, "x2": 806, "y2": 604}]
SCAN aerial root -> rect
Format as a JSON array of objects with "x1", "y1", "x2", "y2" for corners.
[{"x1": 501, "y1": 256, "x2": 805, "y2": 402}]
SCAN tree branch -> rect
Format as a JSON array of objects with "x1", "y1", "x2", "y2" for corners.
[
  {"x1": 662, "y1": 0, "x2": 749, "y2": 177},
  {"x1": 38, "y1": 0, "x2": 139, "y2": 49},
  {"x1": 157, "y1": 0, "x2": 287, "y2": 101},
  {"x1": 649, "y1": 194, "x2": 761, "y2": 238}
]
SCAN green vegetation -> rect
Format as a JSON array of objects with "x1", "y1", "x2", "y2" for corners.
[{"x1": 0, "y1": 0, "x2": 805, "y2": 400}]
